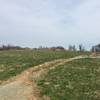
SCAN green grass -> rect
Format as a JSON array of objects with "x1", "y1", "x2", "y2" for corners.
[
  {"x1": 37, "y1": 58, "x2": 100, "y2": 100},
  {"x1": 0, "y1": 49, "x2": 87, "y2": 81}
]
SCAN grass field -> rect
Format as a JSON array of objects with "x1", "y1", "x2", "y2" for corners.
[
  {"x1": 37, "y1": 58, "x2": 100, "y2": 100},
  {"x1": 0, "y1": 49, "x2": 88, "y2": 81}
]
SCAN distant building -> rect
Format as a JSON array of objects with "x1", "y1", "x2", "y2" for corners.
[
  {"x1": 91, "y1": 44, "x2": 100, "y2": 52},
  {"x1": 50, "y1": 46, "x2": 65, "y2": 51}
]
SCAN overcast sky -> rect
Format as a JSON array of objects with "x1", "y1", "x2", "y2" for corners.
[{"x1": 0, "y1": 0, "x2": 100, "y2": 49}]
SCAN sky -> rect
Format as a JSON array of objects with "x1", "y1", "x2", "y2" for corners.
[{"x1": 0, "y1": 0, "x2": 100, "y2": 49}]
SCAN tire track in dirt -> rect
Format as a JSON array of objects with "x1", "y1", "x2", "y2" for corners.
[{"x1": 0, "y1": 55, "x2": 100, "y2": 100}]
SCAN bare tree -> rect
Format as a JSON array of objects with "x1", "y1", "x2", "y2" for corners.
[
  {"x1": 91, "y1": 46, "x2": 95, "y2": 52},
  {"x1": 79, "y1": 44, "x2": 85, "y2": 52},
  {"x1": 73, "y1": 45, "x2": 76, "y2": 51},
  {"x1": 68, "y1": 45, "x2": 76, "y2": 51}
]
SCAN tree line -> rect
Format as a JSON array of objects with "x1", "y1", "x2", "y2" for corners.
[
  {"x1": 68, "y1": 44, "x2": 85, "y2": 52},
  {"x1": 38, "y1": 44, "x2": 85, "y2": 52},
  {"x1": 0, "y1": 45, "x2": 22, "y2": 50},
  {"x1": 0, "y1": 44, "x2": 86, "y2": 51},
  {"x1": 0, "y1": 44, "x2": 99, "y2": 52}
]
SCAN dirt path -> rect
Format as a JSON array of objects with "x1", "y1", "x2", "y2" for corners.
[{"x1": 0, "y1": 55, "x2": 99, "y2": 100}]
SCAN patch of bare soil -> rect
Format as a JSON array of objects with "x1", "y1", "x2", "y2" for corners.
[
  {"x1": 91, "y1": 52, "x2": 100, "y2": 57},
  {"x1": 0, "y1": 55, "x2": 99, "y2": 100}
]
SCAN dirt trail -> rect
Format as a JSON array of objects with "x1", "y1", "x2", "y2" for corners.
[{"x1": 0, "y1": 55, "x2": 100, "y2": 100}]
